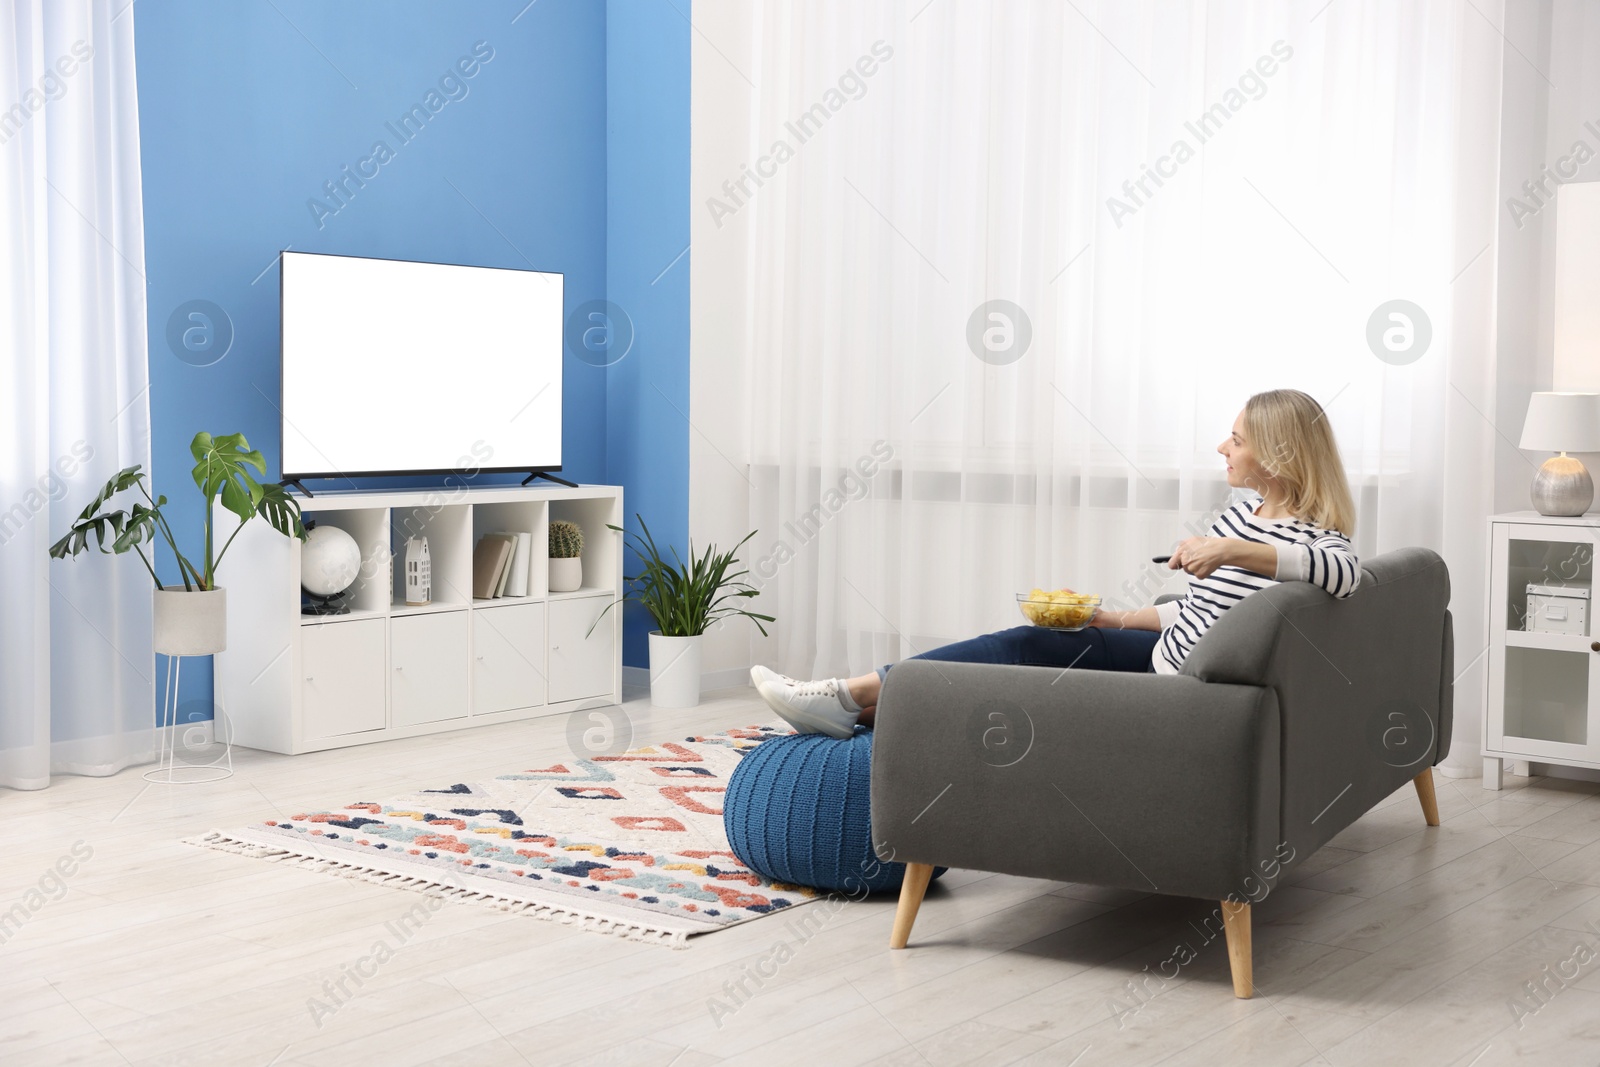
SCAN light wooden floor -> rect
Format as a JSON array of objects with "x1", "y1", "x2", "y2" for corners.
[{"x1": 5, "y1": 685, "x2": 1600, "y2": 1067}]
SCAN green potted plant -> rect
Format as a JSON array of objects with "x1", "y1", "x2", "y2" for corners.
[
  {"x1": 49, "y1": 432, "x2": 307, "y2": 656},
  {"x1": 599, "y1": 515, "x2": 773, "y2": 708},
  {"x1": 549, "y1": 519, "x2": 584, "y2": 593}
]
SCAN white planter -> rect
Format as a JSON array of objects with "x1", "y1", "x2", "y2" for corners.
[
  {"x1": 154, "y1": 587, "x2": 227, "y2": 656},
  {"x1": 549, "y1": 556, "x2": 583, "y2": 593},
  {"x1": 648, "y1": 631, "x2": 702, "y2": 708}
]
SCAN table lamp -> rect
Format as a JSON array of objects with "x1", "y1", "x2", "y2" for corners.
[{"x1": 1519, "y1": 391, "x2": 1600, "y2": 516}]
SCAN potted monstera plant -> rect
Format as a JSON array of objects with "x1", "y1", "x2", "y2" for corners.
[
  {"x1": 596, "y1": 515, "x2": 772, "y2": 708},
  {"x1": 49, "y1": 432, "x2": 307, "y2": 656}
]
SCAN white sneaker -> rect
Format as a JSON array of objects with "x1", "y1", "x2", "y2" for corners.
[
  {"x1": 757, "y1": 678, "x2": 860, "y2": 739},
  {"x1": 750, "y1": 665, "x2": 799, "y2": 690}
]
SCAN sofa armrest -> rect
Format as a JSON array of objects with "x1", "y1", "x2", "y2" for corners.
[
  {"x1": 870, "y1": 660, "x2": 1281, "y2": 902},
  {"x1": 1178, "y1": 547, "x2": 1452, "y2": 854}
]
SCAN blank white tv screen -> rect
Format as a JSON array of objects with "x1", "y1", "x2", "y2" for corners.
[{"x1": 280, "y1": 252, "x2": 563, "y2": 479}]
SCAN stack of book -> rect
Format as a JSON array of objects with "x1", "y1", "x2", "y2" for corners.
[{"x1": 472, "y1": 531, "x2": 533, "y2": 599}]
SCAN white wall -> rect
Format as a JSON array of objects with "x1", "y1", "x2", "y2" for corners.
[
  {"x1": 1555, "y1": 183, "x2": 1600, "y2": 390},
  {"x1": 1495, "y1": 4, "x2": 1600, "y2": 504}
]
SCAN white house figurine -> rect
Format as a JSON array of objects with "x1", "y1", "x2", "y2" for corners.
[{"x1": 404, "y1": 536, "x2": 431, "y2": 605}]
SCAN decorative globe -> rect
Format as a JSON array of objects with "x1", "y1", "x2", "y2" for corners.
[{"x1": 300, "y1": 525, "x2": 361, "y2": 596}]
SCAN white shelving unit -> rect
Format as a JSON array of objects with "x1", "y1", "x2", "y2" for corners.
[
  {"x1": 1482, "y1": 510, "x2": 1600, "y2": 788},
  {"x1": 218, "y1": 484, "x2": 623, "y2": 754}
]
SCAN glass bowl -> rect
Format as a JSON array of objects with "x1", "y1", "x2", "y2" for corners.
[{"x1": 1017, "y1": 592, "x2": 1101, "y2": 631}]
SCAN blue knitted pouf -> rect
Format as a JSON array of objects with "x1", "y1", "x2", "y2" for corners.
[{"x1": 724, "y1": 728, "x2": 944, "y2": 894}]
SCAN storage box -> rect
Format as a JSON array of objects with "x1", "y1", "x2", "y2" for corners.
[{"x1": 1526, "y1": 583, "x2": 1590, "y2": 635}]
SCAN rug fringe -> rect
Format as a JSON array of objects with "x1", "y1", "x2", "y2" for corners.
[{"x1": 185, "y1": 830, "x2": 691, "y2": 948}]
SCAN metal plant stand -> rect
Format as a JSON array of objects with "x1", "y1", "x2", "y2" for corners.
[{"x1": 144, "y1": 652, "x2": 234, "y2": 784}]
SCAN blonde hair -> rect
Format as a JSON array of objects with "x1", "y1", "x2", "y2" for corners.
[{"x1": 1243, "y1": 389, "x2": 1357, "y2": 536}]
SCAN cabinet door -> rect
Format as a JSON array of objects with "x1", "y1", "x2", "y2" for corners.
[
  {"x1": 474, "y1": 604, "x2": 546, "y2": 714},
  {"x1": 1487, "y1": 523, "x2": 1598, "y2": 762},
  {"x1": 302, "y1": 619, "x2": 386, "y2": 740},
  {"x1": 548, "y1": 596, "x2": 616, "y2": 703},
  {"x1": 392, "y1": 612, "x2": 469, "y2": 727}
]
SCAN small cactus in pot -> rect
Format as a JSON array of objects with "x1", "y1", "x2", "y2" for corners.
[
  {"x1": 548, "y1": 520, "x2": 584, "y2": 592},
  {"x1": 549, "y1": 520, "x2": 584, "y2": 559}
]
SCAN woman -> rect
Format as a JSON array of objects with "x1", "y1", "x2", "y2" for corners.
[{"x1": 752, "y1": 389, "x2": 1361, "y2": 737}]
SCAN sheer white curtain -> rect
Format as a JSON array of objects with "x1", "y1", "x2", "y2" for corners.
[
  {"x1": 719, "y1": 0, "x2": 1501, "y2": 769},
  {"x1": 1, "y1": 0, "x2": 154, "y2": 789}
]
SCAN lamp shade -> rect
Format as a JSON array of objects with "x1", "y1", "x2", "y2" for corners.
[{"x1": 1519, "y1": 392, "x2": 1600, "y2": 453}]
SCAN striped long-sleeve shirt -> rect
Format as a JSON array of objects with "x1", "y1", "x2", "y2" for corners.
[{"x1": 1152, "y1": 496, "x2": 1361, "y2": 674}]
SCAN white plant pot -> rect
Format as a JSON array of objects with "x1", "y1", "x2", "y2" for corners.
[
  {"x1": 154, "y1": 587, "x2": 227, "y2": 656},
  {"x1": 648, "y1": 632, "x2": 702, "y2": 708},
  {"x1": 549, "y1": 556, "x2": 583, "y2": 593}
]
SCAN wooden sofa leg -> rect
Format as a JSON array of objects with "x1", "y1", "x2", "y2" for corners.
[
  {"x1": 1221, "y1": 900, "x2": 1253, "y2": 999},
  {"x1": 889, "y1": 863, "x2": 935, "y2": 949},
  {"x1": 1413, "y1": 767, "x2": 1440, "y2": 827}
]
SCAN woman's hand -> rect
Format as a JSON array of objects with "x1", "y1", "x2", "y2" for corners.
[{"x1": 1168, "y1": 537, "x2": 1237, "y2": 580}]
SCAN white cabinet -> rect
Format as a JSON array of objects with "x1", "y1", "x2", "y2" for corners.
[
  {"x1": 219, "y1": 485, "x2": 623, "y2": 754},
  {"x1": 1483, "y1": 513, "x2": 1600, "y2": 788},
  {"x1": 474, "y1": 603, "x2": 546, "y2": 715},
  {"x1": 302, "y1": 619, "x2": 386, "y2": 741},
  {"x1": 392, "y1": 612, "x2": 469, "y2": 727},
  {"x1": 548, "y1": 595, "x2": 617, "y2": 703}
]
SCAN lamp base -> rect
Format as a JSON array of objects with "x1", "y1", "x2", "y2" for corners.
[{"x1": 1531, "y1": 454, "x2": 1594, "y2": 517}]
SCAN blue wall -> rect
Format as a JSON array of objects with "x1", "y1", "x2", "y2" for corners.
[
  {"x1": 134, "y1": 0, "x2": 688, "y2": 719},
  {"x1": 605, "y1": 1, "x2": 691, "y2": 668}
]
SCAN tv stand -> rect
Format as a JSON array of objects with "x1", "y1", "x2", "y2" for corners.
[
  {"x1": 280, "y1": 478, "x2": 316, "y2": 499},
  {"x1": 217, "y1": 483, "x2": 623, "y2": 755},
  {"x1": 521, "y1": 470, "x2": 578, "y2": 488}
]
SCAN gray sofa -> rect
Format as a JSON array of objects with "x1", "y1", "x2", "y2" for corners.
[{"x1": 870, "y1": 546, "x2": 1453, "y2": 998}]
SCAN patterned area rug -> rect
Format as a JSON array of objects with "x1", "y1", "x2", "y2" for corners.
[{"x1": 189, "y1": 723, "x2": 820, "y2": 945}]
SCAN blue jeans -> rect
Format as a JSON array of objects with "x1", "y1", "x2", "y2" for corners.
[{"x1": 878, "y1": 625, "x2": 1159, "y2": 683}]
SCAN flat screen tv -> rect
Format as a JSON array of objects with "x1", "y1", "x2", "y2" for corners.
[{"x1": 279, "y1": 251, "x2": 564, "y2": 482}]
